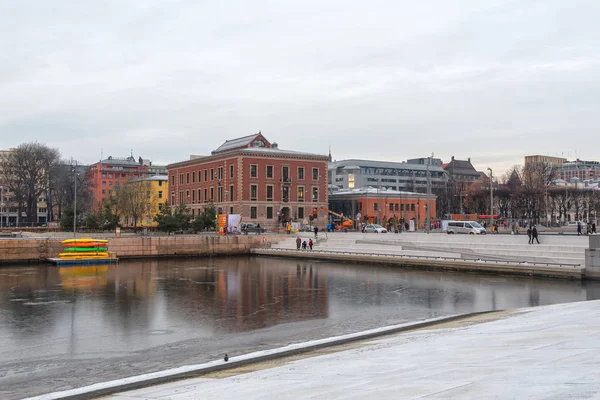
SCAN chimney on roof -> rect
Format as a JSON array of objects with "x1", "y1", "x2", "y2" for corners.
[
  {"x1": 468, "y1": 157, "x2": 471, "y2": 163},
  {"x1": 451, "y1": 156, "x2": 455, "y2": 161},
  {"x1": 272, "y1": 142, "x2": 278, "y2": 149},
  {"x1": 138, "y1": 156, "x2": 143, "y2": 164}
]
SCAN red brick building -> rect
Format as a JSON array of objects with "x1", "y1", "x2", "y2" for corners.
[
  {"x1": 86, "y1": 156, "x2": 149, "y2": 207},
  {"x1": 166, "y1": 133, "x2": 329, "y2": 230},
  {"x1": 329, "y1": 188, "x2": 437, "y2": 229}
]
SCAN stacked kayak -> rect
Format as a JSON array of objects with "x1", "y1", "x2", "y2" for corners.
[{"x1": 59, "y1": 238, "x2": 110, "y2": 259}]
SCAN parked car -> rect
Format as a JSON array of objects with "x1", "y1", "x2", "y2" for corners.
[
  {"x1": 299, "y1": 225, "x2": 313, "y2": 232},
  {"x1": 363, "y1": 224, "x2": 387, "y2": 233},
  {"x1": 446, "y1": 221, "x2": 486, "y2": 234},
  {"x1": 241, "y1": 223, "x2": 266, "y2": 234}
]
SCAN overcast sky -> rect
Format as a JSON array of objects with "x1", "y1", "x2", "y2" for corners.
[{"x1": 1, "y1": 0, "x2": 598, "y2": 177}]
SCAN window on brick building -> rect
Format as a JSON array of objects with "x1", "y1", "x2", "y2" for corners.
[
  {"x1": 171, "y1": 175, "x2": 175, "y2": 186},
  {"x1": 230, "y1": 165, "x2": 234, "y2": 178},
  {"x1": 250, "y1": 164, "x2": 257, "y2": 178},
  {"x1": 210, "y1": 187, "x2": 214, "y2": 201},
  {"x1": 312, "y1": 167, "x2": 319, "y2": 180},
  {"x1": 186, "y1": 173, "x2": 190, "y2": 184},
  {"x1": 411, "y1": 204, "x2": 415, "y2": 211},
  {"x1": 266, "y1": 185, "x2": 273, "y2": 201},
  {"x1": 250, "y1": 185, "x2": 257, "y2": 201},
  {"x1": 204, "y1": 188, "x2": 207, "y2": 203},
  {"x1": 179, "y1": 191, "x2": 184, "y2": 204},
  {"x1": 204, "y1": 169, "x2": 208, "y2": 181},
  {"x1": 312, "y1": 187, "x2": 318, "y2": 202},
  {"x1": 298, "y1": 167, "x2": 304, "y2": 180},
  {"x1": 229, "y1": 184, "x2": 234, "y2": 202},
  {"x1": 250, "y1": 206, "x2": 257, "y2": 219},
  {"x1": 210, "y1": 168, "x2": 214, "y2": 180},
  {"x1": 266, "y1": 165, "x2": 273, "y2": 178},
  {"x1": 298, "y1": 207, "x2": 304, "y2": 219},
  {"x1": 192, "y1": 171, "x2": 195, "y2": 183},
  {"x1": 298, "y1": 186, "x2": 304, "y2": 202},
  {"x1": 267, "y1": 207, "x2": 273, "y2": 219},
  {"x1": 218, "y1": 167, "x2": 223, "y2": 180}
]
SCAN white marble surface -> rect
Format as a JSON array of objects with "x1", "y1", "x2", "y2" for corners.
[{"x1": 110, "y1": 300, "x2": 600, "y2": 399}]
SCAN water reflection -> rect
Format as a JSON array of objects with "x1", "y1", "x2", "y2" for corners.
[{"x1": 1, "y1": 257, "x2": 600, "y2": 399}]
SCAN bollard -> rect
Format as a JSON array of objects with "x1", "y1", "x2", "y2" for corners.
[{"x1": 585, "y1": 235, "x2": 600, "y2": 279}]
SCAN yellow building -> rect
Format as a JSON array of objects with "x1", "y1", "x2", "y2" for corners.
[
  {"x1": 120, "y1": 175, "x2": 168, "y2": 228},
  {"x1": 524, "y1": 155, "x2": 566, "y2": 168}
]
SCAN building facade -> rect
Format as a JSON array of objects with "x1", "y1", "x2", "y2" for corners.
[
  {"x1": 86, "y1": 156, "x2": 150, "y2": 207},
  {"x1": 329, "y1": 188, "x2": 437, "y2": 229},
  {"x1": 557, "y1": 159, "x2": 600, "y2": 181},
  {"x1": 524, "y1": 155, "x2": 566, "y2": 168},
  {"x1": 166, "y1": 133, "x2": 329, "y2": 230},
  {"x1": 328, "y1": 158, "x2": 447, "y2": 193},
  {"x1": 120, "y1": 175, "x2": 168, "y2": 228}
]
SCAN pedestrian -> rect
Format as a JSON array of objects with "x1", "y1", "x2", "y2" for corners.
[
  {"x1": 527, "y1": 226, "x2": 532, "y2": 244},
  {"x1": 314, "y1": 226, "x2": 318, "y2": 238},
  {"x1": 302, "y1": 240, "x2": 307, "y2": 250},
  {"x1": 593, "y1": 222, "x2": 597, "y2": 234},
  {"x1": 532, "y1": 226, "x2": 540, "y2": 244},
  {"x1": 287, "y1": 222, "x2": 292, "y2": 235},
  {"x1": 577, "y1": 222, "x2": 582, "y2": 236},
  {"x1": 296, "y1": 236, "x2": 302, "y2": 250},
  {"x1": 308, "y1": 238, "x2": 313, "y2": 250},
  {"x1": 511, "y1": 222, "x2": 516, "y2": 235}
]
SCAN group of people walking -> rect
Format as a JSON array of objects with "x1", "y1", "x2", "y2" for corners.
[{"x1": 296, "y1": 236, "x2": 313, "y2": 250}]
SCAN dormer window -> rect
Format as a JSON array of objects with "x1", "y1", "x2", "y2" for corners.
[{"x1": 253, "y1": 140, "x2": 265, "y2": 147}]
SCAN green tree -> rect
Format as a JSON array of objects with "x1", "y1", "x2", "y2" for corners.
[
  {"x1": 154, "y1": 201, "x2": 180, "y2": 234},
  {"x1": 194, "y1": 203, "x2": 216, "y2": 232},
  {"x1": 59, "y1": 206, "x2": 74, "y2": 231}
]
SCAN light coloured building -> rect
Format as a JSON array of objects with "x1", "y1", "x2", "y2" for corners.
[
  {"x1": 524, "y1": 155, "x2": 567, "y2": 168},
  {"x1": 120, "y1": 175, "x2": 168, "y2": 228},
  {"x1": 557, "y1": 159, "x2": 600, "y2": 181}
]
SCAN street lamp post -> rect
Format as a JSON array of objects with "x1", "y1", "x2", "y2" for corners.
[
  {"x1": 487, "y1": 168, "x2": 493, "y2": 233},
  {"x1": 426, "y1": 154, "x2": 432, "y2": 234},
  {"x1": 0, "y1": 185, "x2": 3, "y2": 229}
]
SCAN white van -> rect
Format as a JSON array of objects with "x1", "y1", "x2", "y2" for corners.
[{"x1": 446, "y1": 221, "x2": 486, "y2": 235}]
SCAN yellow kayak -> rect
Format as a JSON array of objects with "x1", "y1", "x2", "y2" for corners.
[
  {"x1": 58, "y1": 255, "x2": 111, "y2": 260},
  {"x1": 59, "y1": 252, "x2": 109, "y2": 258},
  {"x1": 62, "y1": 238, "x2": 109, "y2": 244}
]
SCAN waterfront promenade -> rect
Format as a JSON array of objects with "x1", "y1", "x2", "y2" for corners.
[
  {"x1": 256, "y1": 231, "x2": 590, "y2": 280},
  {"x1": 40, "y1": 299, "x2": 600, "y2": 399}
]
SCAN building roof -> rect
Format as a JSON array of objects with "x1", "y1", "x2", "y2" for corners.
[
  {"x1": 238, "y1": 147, "x2": 328, "y2": 158},
  {"x1": 443, "y1": 158, "x2": 481, "y2": 177},
  {"x1": 97, "y1": 156, "x2": 143, "y2": 166},
  {"x1": 212, "y1": 134, "x2": 259, "y2": 154}
]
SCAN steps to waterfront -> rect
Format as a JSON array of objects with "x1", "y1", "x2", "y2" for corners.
[{"x1": 262, "y1": 232, "x2": 587, "y2": 280}]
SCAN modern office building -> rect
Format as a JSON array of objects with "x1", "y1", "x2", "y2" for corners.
[
  {"x1": 166, "y1": 132, "x2": 329, "y2": 230},
  {"x1": 328, "y1": 158, "x2": 447, "y2": 194},
  {"x1": 86, "y1": 155, "x2": 150, "y2": 207}
]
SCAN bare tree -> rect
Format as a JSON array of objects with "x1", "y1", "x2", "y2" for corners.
[
  {"x1": 117, "y1": 180, "x2": 154, "y2": 229},
  {"x1": 1, "y1": 143, "x2": 60, "y2": 225}
]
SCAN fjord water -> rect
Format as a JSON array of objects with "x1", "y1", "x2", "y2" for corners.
[{"x1": 1, "y1": 256, "x2": 599, "y2": 399}]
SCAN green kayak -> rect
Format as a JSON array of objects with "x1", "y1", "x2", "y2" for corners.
[{"x1": 64, "y1": 247, "x2": 108, "y2": 252}]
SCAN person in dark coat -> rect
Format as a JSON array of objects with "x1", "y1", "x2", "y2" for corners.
[
  {"x1": 296, "y1": 236, "x2": 302, "y2": 250},
  {"x1": 593, "y1": 222, "x2": 597, "y2": 234},
  {"x1": 577, "y1": 222, "x2": 582, "y2": 236},
  {"x1": 532, "y1": 226, "x2": 540, "y2": 244},
  {"x1": 527, "y1": 226, "x2": 532, "y2": 244},
  {"x1": 302, "y1": 240, "x2": 307, "y2": 250},
  {"x1": 314, "y1": 226, "x2": 319, "y2": 238},
  {"x1": 308, "y1": 238, "x2": 313, "y2": 250}
]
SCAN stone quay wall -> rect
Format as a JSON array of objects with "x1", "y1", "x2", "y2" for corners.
[{"x1": 0, "y1": 235, "x2": 282, "y2": 264}]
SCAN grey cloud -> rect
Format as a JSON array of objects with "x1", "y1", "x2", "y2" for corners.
[{"x1": 1, "y1": 0, "x2": 599, "y2": 176}]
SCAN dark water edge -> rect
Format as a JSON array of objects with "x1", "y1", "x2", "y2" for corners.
[{"x1": 1, "y1": 256, "x2": 599, "y2": 399}]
